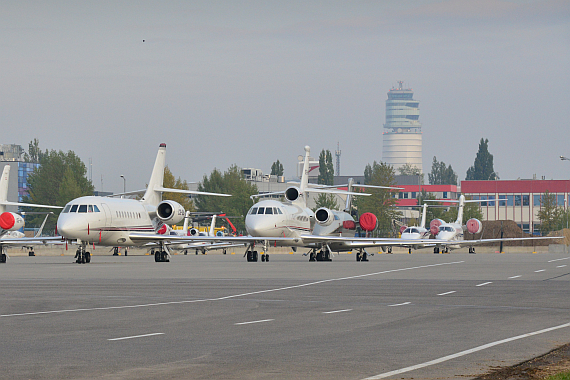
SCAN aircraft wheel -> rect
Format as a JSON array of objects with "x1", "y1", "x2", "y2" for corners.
[
  {"x1": 409, "y1": 248, "x2": 412, "y2": 254},
  {"x1": 163, "y1": 251, "x2": 170, "y2": 262},
  {"x1": 184, "y1": 250, "x2": 187, "y2": 255},
  {"x1": 434, "y1": 247, "x2": 439, "y2": 254},
  {"x1": 361, "y1": 252, "x2": 368, "y2": 262},
  {"x1": 155, "y1": 252, "x2": 160, "y2": 262},
  {"x1": 85, "y1": 252, "x2": 91, "y2": 263},
  {"x1": 356, "y1": 252, "x2": 361, "y2": 262},
  {"x1": 246, "y1": 251, "x2": 252, "y2": 262},
  {"x1": 0, "y1": 253, "x2": 6, "y2": 263},
  {"x1": 29, "y1": 250, "x2": 35, "y2": 256},
  {"x1": 223, "y1": 249, "x2": 227, "y2": 255},
  {"x1": 252, "y1": 251, "x2": 258, "y2": 262},
  {"x1": 195, "y1": 250, "x2": 199, "y2": 255},
  {"x1": 261, "y1": 254, "x2": 266, "y2": 262},
  {"x1": 388, "y1": 247, "x2": 393, "y2": 254},
  {"x1": 316, "y1": 251, "x2": 323, "y2": 261},
  {"x1": 309, "y1": 251, "x2": 316, "y2": 262},
  {"x1": 265, "y1": 254, "x2": 269, "y2": 262}
]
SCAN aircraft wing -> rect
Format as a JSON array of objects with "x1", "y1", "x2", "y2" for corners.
[
  {"x1": 440, "y1": 236, "x2": 562, "y2": 247},
  {"x1": 128, "y1": 233, "x2": 303, "y2": 246},
  {"x1": 0, "y1": 236, "x2": 64, "y2": 246},
  {"x1": 0, "y1": 201, "x2": 63, "y2": 209}
]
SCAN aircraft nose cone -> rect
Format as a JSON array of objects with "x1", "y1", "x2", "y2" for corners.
[
  {"x1": 57, "y1": 216, "x2": 79, "y2": 239},
  {"x1": 246, "y1": 216, "x2": 272, "y2": 237}
]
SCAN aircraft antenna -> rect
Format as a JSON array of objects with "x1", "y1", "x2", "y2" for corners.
[{"x1": 335, "y1": 142, "x2": 341, "y2": 176}]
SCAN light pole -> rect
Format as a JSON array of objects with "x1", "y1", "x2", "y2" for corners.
[{"x1": 120, "y1": 175, "x2": 126, "y2": 198}]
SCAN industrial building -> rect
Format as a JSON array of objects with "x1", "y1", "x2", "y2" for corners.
[{"x1": 382, "y1": 81, "x2": 422, "y2": 173}]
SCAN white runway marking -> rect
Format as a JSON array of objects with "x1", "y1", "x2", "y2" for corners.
[
  {"x1": 557, "y1": 265, "x2": 567, "y2": 268},
  {"x1": 508, "y1": 275, "x2": 522, "y2": 279},
  {"x1": 1, "y1": 261, "x2": 464, "y2": 318},
  {"x1": 475, "y1": 282, "x2": 492, "y2": 287},
  {"x1": 535, "y1": 269, "x2": 546, "y2": 273},
  {"x1": 388, "y1": 302, "x2": 411, "y2": 307},
  {"x1": 437, "y1": 291, "x2": 456, "y2": 296},
  {"x1": 234, "y1": 319, "x2": 274, "y2": 325},
  {"x1": 548, "y1": 257, "x2": 569, "y2": 263},
  {"x1": 108, "y1": 333, "x2": 164, "y2": 341},
  {"x1": 323, "y1": 309, "x2": 352, "y2": 314},
  {"x1": 362, "y1": 322, "x2": 570, "y2": 380}
]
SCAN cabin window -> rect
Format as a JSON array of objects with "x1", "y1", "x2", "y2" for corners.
[
  {"x1": 93, "y1": 205, "x2": 100, "y2": 212},
  {"x1": 70, "y1": 205, "x2": 78, "y2": 213},
  {"x1": 63, "y1": 205, "x2": 71, "y2": 213}
]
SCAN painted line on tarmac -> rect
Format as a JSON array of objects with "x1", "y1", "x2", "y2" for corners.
[
  {"x1": 362, "y1": 322, "x2": 570, "y2": 380},
  {"x1": 0, "y1": 261, "x2": 464, "y2": 318},
  {"x1": 535, "y1": 269, "x2": 546, "y2": 273},
  {"x1": 557, "y1": 265, "x2": 567, "y2": 268},
  {"x1": 234, "y1": 319, "x2": 274, "y2": 325},
  {"x1": 437, "y1": 291, "x2": 456, "y2": 296},
  {"x1": 508, "y1": 275, "x2": 522, "y2": 279},
  {"x1": 475, "y1": 282, "x2": 492, "y2": 287},
  {"x1": 388, "y1": 302, "x2": 411, "y2": 307},
  {"x1": 548, "y1": 257, "x2": 569, "y2": 263},
  {"x1": 108, "y1": 333, "x2": 164, "y2": 341},
  {"x1": 323, "y1": 309, "x2": 352, "y2": 314}
]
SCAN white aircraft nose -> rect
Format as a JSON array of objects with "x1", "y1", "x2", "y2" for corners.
[
  {"x1": 245, "y1": 216, "x2": 275, "y2": 237},
  {"x1": 57, "y1": 215, "x2": 82, "y2": 239}
]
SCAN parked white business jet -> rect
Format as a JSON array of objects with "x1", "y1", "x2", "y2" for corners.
[
  {"x1": 130, "y1": 146, "x2": 439, "y2": 262},
  {"x1": 0, "y1": 165, "x2": 63, "y2": 263},
  {"x1": 56, "y1": 143, "x2": 231, "y2": 263},
  {"x1": 399, "y1": 203, "x2": 432, "y2": 253}
]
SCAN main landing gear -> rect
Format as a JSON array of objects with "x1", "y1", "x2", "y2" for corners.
[
  {"x1": 468, "y1": 247, "x2": 476, "y2": 254},
  {"x1": 433, "y1": 247, "x2": 450, "y2": 254},
  {"x1": 355, "y1": 248, "x2": 369, "y2": 262},
  {"x1": 152, "y1": 248, "x2": 170, "y2": 262},
  {"x1": 0, "y1": 247, "x2": 7, "y2": 263},
  {"x1": 308, "y1": 247, "x2": 332, "y2": 262},
  {"x1": 244, "y1": 242, "x2": 269, "y2": 263},
  {"x1": 75, "y1": 245, "x2": 91, "y2": 264}
]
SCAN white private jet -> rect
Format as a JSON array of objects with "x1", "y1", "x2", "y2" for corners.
[
  {"x1": 56, "y1": 143, "x2": 231, "y2": 264},
  {"x1": 0, "y1": 165, "x2": 64, "y2": 263},
  {"x1": 130, "y1": 146, "x2": 440, "y2": 262},
  {"x1": 427, "y1": 195, "x2": 557, "y2": 253},
  {"x1": 399, "y1": 203, "x2": 432, "y2": 253}
]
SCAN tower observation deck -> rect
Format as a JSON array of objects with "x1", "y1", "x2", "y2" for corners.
[{"x1": 381, "y1": 81, "x2": 422, "y2": 173}]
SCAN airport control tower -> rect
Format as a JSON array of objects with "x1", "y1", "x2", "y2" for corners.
[{"x1": 382, "y1": 81, "x2": 422, "y2": 173}]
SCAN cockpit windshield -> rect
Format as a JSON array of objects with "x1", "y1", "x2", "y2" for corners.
[
  {"x1": 439, "y1": 226, "x2": 454, "y2": 232},
  {"x1": 63, "y1": 204, "x2": 102, "y2": 213}
]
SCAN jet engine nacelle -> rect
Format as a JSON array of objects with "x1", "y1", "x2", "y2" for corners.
[
  {"x1": 188, "y1": 228, "x2": 200, "y2": 236},
  {"x1": 284, "y1": 186, "x2": 301, "y2": 202},
  {"x1": 430, "y1": 219, "x2": 445, "y2": 235},
  {"x1": 359, "y1": 212, "x2": 377, "y2": 232},
  {"x1": 156, "y1": 200, "x2": 185, "y2": 225},
  {"x1": 315, "y1": 207, "x2": 334, "y2": 226},
  {"x1": 466, "y1": 218, "x2": 483, "y2": 234},
  {"x1": 0, "y1": 212, "x2": 25, "y2": 232}
]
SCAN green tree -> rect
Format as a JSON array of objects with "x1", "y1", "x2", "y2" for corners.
[
  {"x1": 162, "y1": 166, "x2": 195, "y2": 214},
  {"x1": 355, "y1": 161, "x2": 401, "y2": 236},
  {"x1": 313, "y1": 193, "x2": 339, "y2": 211},
  {"x1": 317, "y1": 149, "x2": 334, "y2": 185},
  {"x1": 24, "y1": 148, "x2": 94, "y2": 231},
  {"x1": 417, "y1": 190, "x2": 447, "y2": 222},
  {"x1": 364, "y1": 163, "x2": 373, "y2": 185},
  {"x1": 270, "y1": 160, "x2": 284, "y2": 176},
  {"x1": 466, "y1": 138, "x2": 498, "y2": 180},
  {"x1": 194, "y1": 165, "x2": 258, "y2": 233},
  {"x1": 23, "y1": 138, "x2": 44, "y2": 164},
  {"x1": 538, "y1": 190, "x2": 562, "y2": 235},
  {"x1": 428, "y1": 156, "x2": 458, "y2": 185}
]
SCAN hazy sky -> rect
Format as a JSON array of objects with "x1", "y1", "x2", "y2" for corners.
[{"x1": 2, "y1": 0, "x2": 569, "y2": 193}]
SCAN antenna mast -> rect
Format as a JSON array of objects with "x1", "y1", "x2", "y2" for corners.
[{"x1": 335, "y1": 142, "x2": 341, "y2": 176}]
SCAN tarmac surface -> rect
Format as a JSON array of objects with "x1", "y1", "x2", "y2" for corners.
[{"x1": 1, "y1": 251, "x2": 569, "y2": 380}]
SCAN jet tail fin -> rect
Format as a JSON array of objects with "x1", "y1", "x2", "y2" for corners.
[
  {"x1": 141, "y1": 143, "x2": 167, "y2": 207},
  {"x1": 0, "y1": 165, "x2": 9, "y2": 214}
]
